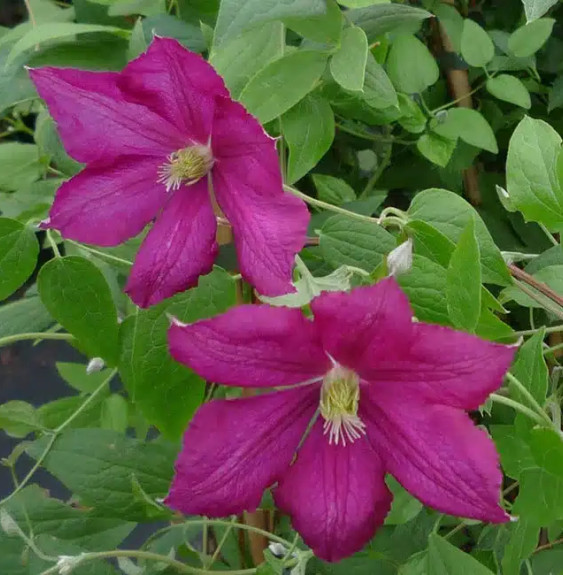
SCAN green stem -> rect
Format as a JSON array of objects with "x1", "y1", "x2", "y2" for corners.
[
  {"x1": 39, "y1": 549, "x2": 257, "y2": 575},
  {"x1": 512, "y1": 324, "x2": 563, "y2": 338},
  {"x1": 543, "y1": 341, "x2": 563, "y2": 356},
  {"x1": 0, "y1": 433, "x2": 57, "y2": 507},
  {"x1": 0, "y1": 332, "x2": 73, "y2": 349},
  {"x1": 55, "y1": 369, "x2": 116, "y2": 433},
  {"x1": 284, "y1": 185, "x2": 379, "y2": 225},
  {"x1": 490, "y1": 393, "x2": 549, "y2": 426},
  {"x1": 336, "y1": 122, "x2": 414, "y2": 145},
  {"x1": 184, "y1": 518, "x2": 293, "y2": 548},
  {"x1": 66, "y1": 240, "x2": 133, "y2": 267},
  {"x1": 46, "y1": 229, "x2": 61, "y2": 258},
  {"x1": 430, "y1": 78, "x2": 490, "y2": 113},
  {"x1": 505, "y1": 372, "x2": 552, "y2": 426},
  {"x1": 0, "y1": 370, "x2": 116, "y2": 507},
  {"x1": 208, "y1": 516, "x2": 237, "y2": 568}
]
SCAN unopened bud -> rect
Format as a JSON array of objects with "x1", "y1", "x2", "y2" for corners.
[
  {"x1": 268, "y1": 542, "x2": 287, "y2": 558},
  {"x1": 86, "y1": 357, "x2": 105, "y2": 374},
  {"x1": 0, "y1": 509, "x2": 19, "y2": 536},
  {"x1": 387, "y1": 238, "x2": 413, "y2": 277}
]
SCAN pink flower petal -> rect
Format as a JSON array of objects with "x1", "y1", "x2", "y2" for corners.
[
  {"x1": 274, "y1": 421, "x2": 392, "y2": 562},
  {"x1": 120, "y1": 37, "x2": 228, "y2": 144},
  {"x1": 211, "y1": 98, "x2": 309, "y2": 296},
  {"x1": 165, "y1": 386, "x2": 319, "y2": 516},
  {"x1": 29, "y1": 67, "x2": 185, "y2": 163},
  {"x1": 168, "y1": 304, "x2": 329, "y2": 387},
  {"x1": 310, "y1": 279, "x2": 413, "y2": 373},
  {"x1": 365, "y1": 323, "x2": 515, "y2": 410},
  {"x1": 46, "y1": 156, "x2": 166, "y2": 246},
  {"x1": 125, "y1": 179, "x2": 217, "y2": 308},
  {"x1": 361, "y1": 390, "x2": 508, "y2": 523}
]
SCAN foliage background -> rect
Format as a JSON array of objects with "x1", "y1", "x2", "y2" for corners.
[{"x1": 0, "y1": 0, "x2": 563, "y2": 573}]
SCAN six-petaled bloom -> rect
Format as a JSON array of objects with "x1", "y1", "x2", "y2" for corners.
[
  {"x1": 28, "y1": 37, "x2": 309, "y2": 307},
  {"x1": 165, "y1": 279, "x2": 516, "y2": 562}
]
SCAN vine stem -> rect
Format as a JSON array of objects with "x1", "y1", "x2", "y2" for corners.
[
  {"x1": 505, "y1": 373, "x2": 553, "y2": 427},
  {"x1": 0, "y1": 370, "x2": 117, "y2": 507},
  {"x1": 66, "y1": 240, "x2": 133, "y2": 267},
  {"x1": 39, "y1": 549, "x2": 258, "y2": 575},
  {"x1": 0, "y1": 332, "x2": 74, "y2": 348},
  {"x1": 489, "y1": 393, "x2": 549, "y2": 426},
  {"x1": 284, "y1": 184, "x2": 378, "y2": 224},
  {"x1": 46, "y1": 230, "x2": 62, "y2": 258}
]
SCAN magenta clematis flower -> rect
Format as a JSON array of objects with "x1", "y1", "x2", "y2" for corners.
[
  {"x1": 165, "y1": 279, "x2": 516, "y2": 562},
  {"x1": 29, "y1": 37, "x2": 309, "y2": 307}
]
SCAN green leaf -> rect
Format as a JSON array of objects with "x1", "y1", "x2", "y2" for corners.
[
  {"x1": 282, "y1": 93, "x2": 334, "y2": 184},
  {"x1": 398, "y1": 93, "x2": 426, "y2": 134},
  {"x1": 38, "y1": 256, "x2": 119, "y2": 364},
  {"x1": 210, "y1": 21, "x2": 284, "y2": 99},
  {"x1": 313, "y1": 174, "x2": 356, "y2": 205},
  {"x1": 486, "y1": 74, "x2": 531, "y2": 109},
  {"x1": 6, "y1": 22, "x2": 127, "y2": 66},
  {"x1": 213, "y1": 0, "x2": 326, "y2": 47},
  {"x1": 506, "y1": 116, "x2": 563, "y2": 230},
  {"x1": 107, "y1": 0, "x2": 166, "y2": 16},
  {"x1": 56, "y1": 362, "x2": 114, "y2": 394},
  {"x1": 361, "y1": 51, "x2": 398, "y2": 109},
  {"x1": 433, "y1": 4, "x2": 463, "y2": 53},
  {"x1": 433, "y1": 108, "x2": 498, "y2": 153},
  {"x1": 491, "y1": 425, "x2": 536, "y2": 479},
  {"x1": 387, "y1": 34, "x2": 439, "y2": 94},
  {"x1": 511, "y1": 329, "x2": 548, "y2": 405},
  {"x1": 461, "y1": 19, "x2": 494, "y2": 67},
  {"x1": 101, "y1": 394, "x2": 129, "y2": 433},
  {"x1": 385, "y1": 477, "x2": 423, "y2": 525},
  {"x1": 330, "y1": 26, "x2": 368, "y2": 92},
  {"x1": 1, "y1": 485, "x2": 134, "y2": 551},
  {"x1": 27, "y1": 429, "x2": 177, "y2": 521},
  {"x1": 407, "y1": 189, "x2": 510, "y2": 285},
  {"x1": 522, "y1": 0, "x2": 559, "y2": 22},
  {"x1": 119, "y1": 268, "x2": 236, "y2": 440},
  {"x1": 427, "y1": 533, "x2": 495, "y2": 574},
  {"x1": 348, "y1": 4, "x2": 432, "y2": 43},
  {"x1": 0, "y1": 218, "x2": 38, "y2": 302},
  {"x1": 446, "y1": 218, "x2": 481, "y2": 332},
  {"x1": 0, "y1": 143, "x2": 43, "y2": 191},
  {"x1": 502, "y1": 520, "x2": 541, "y2": 575},
  {"x1": 239, "y1": 50, "x2": 328, "y2": 124},
  {"x1": 0, "y1": 294, "x2": 53, "y2": 338},
  {"x1": 0, "y1": 400, "x2": 41, "y2": 438},
  {"x1": 318, "y1": 215, "x2": 396, "y2": 271},
  {"x1": 141, "y1": 15, "x2": 205, "y2": 53},
  {"x1": 529, "y1": 427, "x2": 563, "y2": 478},
  {"x1": 127, "y1": 17, "x2": 146, "y2": 60},
  {"x1": 284, "y1": 0, "x2": 342, "y2": 45},
  {"x1": 513, "y1": 467, "x2": 563, "y2": 524},
  {"x1": 397, "y1": 254, "x2": 450, "y2": 326},
  {"x1": 508, "y1": 18, "x2": 555, "y2": 58},
  {"x1": 38, "y1": 393, "x2": 108, "y2": 430},
  {"x1": 417, "y1": 133, "x2": 456, "y2": 167}
]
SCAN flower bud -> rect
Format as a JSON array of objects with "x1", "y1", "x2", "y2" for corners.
[
  {"x1": 86, "y1": 357, "x2": 105, "y2": 374},
  {"x1": 387, "y1": 238, "x2": 413, "y2": 277}
]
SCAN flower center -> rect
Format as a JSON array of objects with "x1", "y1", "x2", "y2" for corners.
[
  {"x1": 319, "y1": 365, "x2": 366, "y2": 446},
  {"x1": 158, "y1": 145, "x2": 213, "y2": 192}
]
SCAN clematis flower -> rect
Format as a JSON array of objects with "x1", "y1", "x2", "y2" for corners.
[
  {"x1": 165, "y1": 279, "x2": 515, "y2": 562},
  {"x1": 29, "y1": 37, "x2": 309, "y2": 307}
]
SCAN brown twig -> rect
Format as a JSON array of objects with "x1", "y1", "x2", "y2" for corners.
[
  {"x1": 509, "y1": 264, "x2": 563, "y2": 310},
  {"x1": 534, "y1": 536, "x2": 563, "y2": 554}
]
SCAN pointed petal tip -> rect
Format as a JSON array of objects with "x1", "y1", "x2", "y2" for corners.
[{"x1": 167, "y1": 314, "x2": 186, "y2": 328}]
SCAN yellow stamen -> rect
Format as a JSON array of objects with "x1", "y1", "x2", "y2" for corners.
[
  {"x1": 158, "y1": 144, "x2": 213, "y2": 191},
  {"x1": 320, "y1": 365, "x2": 365, "y2": 446}
]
